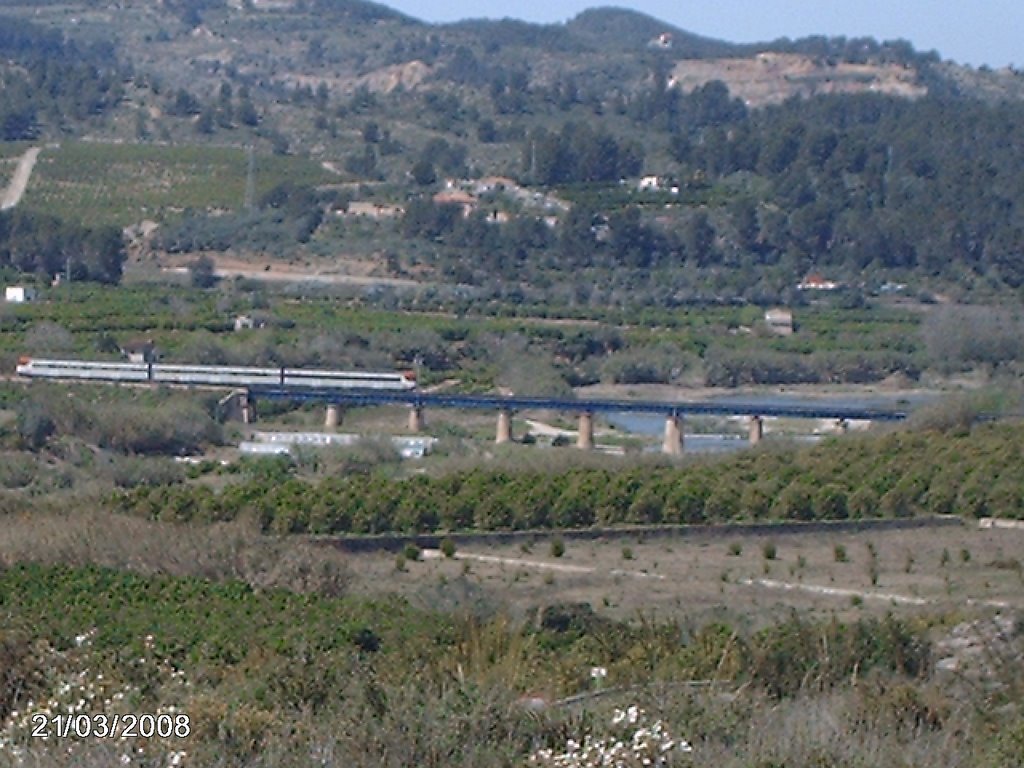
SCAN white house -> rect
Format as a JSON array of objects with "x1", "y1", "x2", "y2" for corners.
[{"x1": 5, "y1": 286, "x2": 37, "y2": 303}]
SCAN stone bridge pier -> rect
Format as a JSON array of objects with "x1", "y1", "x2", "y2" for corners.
[
  {"x1": 749, "y1": 415, "x2": 764, "y2": 445},
  {"x1": 408, "y1": 406, "x2": 425, "y2": 433},
  {"x1": 219, "y1": 390, "x2": 255, "y2": 424},
  {"x1": 324, "y1": 403, "x2": 341, "y2": 429},
  {"x1": 576, "y1": 411, "x2": 595, "y2": 450},
  {"x1": 662, "y1": 415, "x2": 684, "y2": 456},
  {"x1": 496, "y1": 409, "x2": 514, "y2": 444}
]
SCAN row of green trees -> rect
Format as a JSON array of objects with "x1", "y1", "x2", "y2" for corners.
[
  {"x1": 155, "y1": 182, "x2": 330, "y2": 253},
  {"x1": 0, "y1": 209, "x2": 126, "y2": 284},
  {"x1": 114, "y1": 424, "x2": 1024, "y2": 534},
  {"x1": 666, "y1": 93, "x2": 1024, "y2": 286},
  {"x1": 17, "y1": 388, "x2": 222, "y2": 455}
]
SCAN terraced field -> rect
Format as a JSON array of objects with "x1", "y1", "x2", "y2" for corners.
[{"x1": 15, "y1": 141, "x2": 336, "y2": 226}]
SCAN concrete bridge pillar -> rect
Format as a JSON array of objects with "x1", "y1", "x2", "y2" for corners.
[
  {"x1": 496, "y1": 409, "x2": 513, "y2": 444},
  {"x1": 662, "y1": 415, "x2": 684, "y2": 456},
  {"x1": 748, "y1": 415, "x2": 763, "y2": 446},
  {"x1": 325, "y1": 403, "x2": 341, "y2": 430},
  {"x1": 577, "y1": 411, "x2": 595, "y2": 450},
  {"x1": 240, "y1": 393, "x2": 254, "y2": 424},
  {"x1": 408, "y1": 406, "x2": 425, "y2": 433}
]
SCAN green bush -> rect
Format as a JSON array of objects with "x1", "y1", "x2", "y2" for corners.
[
  {"x1": 550, "y1": 537, "x2": 565, "y2": 558},
  {"x1": 439, "y1": 538, "x2": 457, "y2": 558}
]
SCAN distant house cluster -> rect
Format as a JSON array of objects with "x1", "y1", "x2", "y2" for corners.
[
  {"x1": 433, "y1": 177, "x2": 568, "y2": 219},
  {"x1": 341, "y1": 176, "x2": 571, "y2": 229}
]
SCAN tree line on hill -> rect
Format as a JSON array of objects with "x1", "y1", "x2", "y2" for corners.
[
  {"x1": 0, "y1": 17, "x2": 124, "y2": 141},
  {"x1": 393, "y1": 88, "x2": 1024, "y2": 297}
]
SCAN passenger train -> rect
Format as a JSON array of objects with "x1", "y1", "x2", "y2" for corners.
[{"x1": 15, "y1": 357, "x2": 417, "y2": 391}]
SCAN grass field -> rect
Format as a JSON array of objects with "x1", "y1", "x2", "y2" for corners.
[{"x1": 13, "y1": 141, "x2": 337, "y2": 227}]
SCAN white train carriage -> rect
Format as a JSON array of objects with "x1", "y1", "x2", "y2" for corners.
[
  {"x1": 282, "y1": 368, "x2": 415, "y2": 390},
  {"x1": 16, "y1": 357, "x2": 417, "y2": 391},
  {"x1": 153, "y1": 364, "x2": 283, "y2": 387},
  {"x1": 15, "y1": 357, "x2": 151, "y2": 382}
]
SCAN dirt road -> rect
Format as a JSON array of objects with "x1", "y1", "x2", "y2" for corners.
[{"x1": 0, "y1": 147, "x2": 41, "y2": 210}]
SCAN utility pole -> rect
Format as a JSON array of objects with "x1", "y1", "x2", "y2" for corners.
[{"x1": 244, "y1": 144, "x2": 255, "y2": 212}]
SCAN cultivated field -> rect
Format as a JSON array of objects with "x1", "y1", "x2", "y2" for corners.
[
  {"x1": 15, "y1": 141, "x2": 336, "y2": 227},
  {"x1": 343, "y1": 520, "x2": 1024, "y2": 630}
]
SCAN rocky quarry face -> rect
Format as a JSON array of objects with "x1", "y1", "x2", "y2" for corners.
[{"x1": 671, "y1": 53, "x2": 928, "y2": 107}]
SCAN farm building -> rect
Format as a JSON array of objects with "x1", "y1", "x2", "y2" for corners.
[
  {"x1": 120, "y1": 339, "x2": 159, "y2": 363},
  {"x1": 5, "y1": 285, "x2": 37, "y2": 303}
]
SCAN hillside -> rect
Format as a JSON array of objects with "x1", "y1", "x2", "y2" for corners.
[
  {"x1": 0, "y1": 1, "x2": 1007, "y2": 121},
  {"x1": 0, "y1": 0, "x2": 1023, "y2": 303}
]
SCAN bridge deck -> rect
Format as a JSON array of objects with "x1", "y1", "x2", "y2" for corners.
[{"x1": 247, "y1": 386, "x2": 909, "y2": 421}]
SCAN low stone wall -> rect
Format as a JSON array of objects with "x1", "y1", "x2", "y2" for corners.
[{"x1": 316, "y1": 515, "x2": 964, "y2": 554}]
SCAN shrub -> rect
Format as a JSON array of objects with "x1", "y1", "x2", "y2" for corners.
[
  {"x1": 440, "y1": 538, "x2": 457, "y2": 558},
  {"x1": 815, "y1": 484, "x2": 849, "y2": 519},
  {"x1": 15, "y1": 401, "x2": 56, "y2": 451},
  {"x1": 763, "y1": 542, "x2": 778, "y2": 561},
  {"x1": 550, "y1": 537, "x2": 565, "y2": 558},
  {"x1": 770, "y1": 482, "x2": 815, "y2": 520}
]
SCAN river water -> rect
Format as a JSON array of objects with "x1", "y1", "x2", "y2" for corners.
[{"x1": 604, "y1": 389, "x2": 936, "y2": 454}]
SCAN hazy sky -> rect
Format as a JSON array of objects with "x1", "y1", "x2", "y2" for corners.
[{"x1": 382, "y1": 1, "x2": 1021, "y2": 68}]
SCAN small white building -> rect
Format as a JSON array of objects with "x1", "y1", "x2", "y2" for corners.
[
  {"x1": 234, "y1": 314, "x2": 269, "y2": 332},
  {"x1": 5, "y1": 285, "x2": 37, "y2": 303},
  {"x1": 765, "y1": 308, "x2": 794, "y2": 336},
  {"x1": 120, "y1": 339, "x2": 158, "y2": 364},
  {"x1": 638, "y1": 175, "x2": 661, "y2": 191}
]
